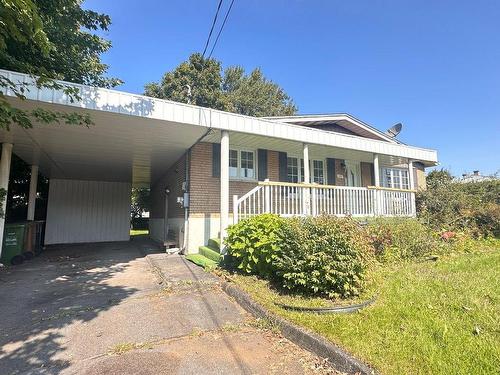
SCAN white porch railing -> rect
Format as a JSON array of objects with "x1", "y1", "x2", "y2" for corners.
[{"x1": 233, "y1": 181, "x2": 416, "y2": 223}]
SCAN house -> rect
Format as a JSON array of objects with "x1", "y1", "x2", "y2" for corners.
[
  {"x1": 458, "y1": 170, "x2": 497, "y2": 183},
  {"x1": 0, "y1": 69, "x2": 438, "y2": 257}
]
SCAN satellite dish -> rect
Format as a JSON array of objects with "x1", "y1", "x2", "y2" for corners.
[{"x1": 386, "y1": 123, "x2": 403, "y2": 138}]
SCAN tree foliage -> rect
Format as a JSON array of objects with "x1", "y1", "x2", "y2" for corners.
[
  {"x1": 145, "y1": 53, "x2": 297, "y2": 117},
  {"x1": 416, "y1": 169, "x2": 500, "y2": 237},
  {"x1": 131, "y1": 188, "x2": 150, "y2": 219},
  {"x1": 0, "y1": 0, "x2": 120, "y2": 130}
]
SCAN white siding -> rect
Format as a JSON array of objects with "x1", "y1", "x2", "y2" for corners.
[{"x1": 45, "y1": 179, "x2": 131, "y2": 244}]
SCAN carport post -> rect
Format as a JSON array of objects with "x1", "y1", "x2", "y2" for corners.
[
  {"x1": 0, "y1": 143, "x2": 13, "y2": 259},
  {"x1": 220, "y1": 130, "x2": 229, "y2": 254},
  {"x1": 27, "y1": 165, "x2": 39, "y2": 221}
]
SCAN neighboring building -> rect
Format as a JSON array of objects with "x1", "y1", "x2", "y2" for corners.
[
  {"x1": 458, "y1": 170, "x2": 498, "y2": 183},
  {"x1": 0, "y1": 69, "x2": 438, "y2": 256}
]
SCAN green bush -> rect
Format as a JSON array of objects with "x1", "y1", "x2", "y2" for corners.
[
  {"x1": 273, "y1": 216, "x2": 371, "y2": 298},
  {"x1": 225, "y1": 214, "x2": 284, "y2": 277},
  {"x1": 366, "y1": 218, "x2": 438, "y2": 261},
  {"x1": 416, "y1": 170, "x2": 500, "y2": 238}
]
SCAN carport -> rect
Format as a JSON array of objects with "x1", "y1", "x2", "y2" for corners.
[{"x1": 0, "y1": 69, "x2": 209, "y2": 258}]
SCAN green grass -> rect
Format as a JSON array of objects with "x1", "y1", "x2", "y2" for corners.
[
  {"x1": 130, "y1": 229, "x2": 148, "y2": 236},
  {"x1": 228, "y1": 241, "x2": 500, "y2": 375}
]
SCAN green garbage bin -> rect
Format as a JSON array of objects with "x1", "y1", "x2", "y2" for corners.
[{"x1": 1, "y1": 223, "x2": 27, "y2": 265}]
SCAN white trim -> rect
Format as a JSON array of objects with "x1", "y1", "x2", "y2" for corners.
[
  {"x1": 0, "y1": 69, "x2": 438, "y2": 165},
  {"x1": 229, "y1": 147, "x2": 256, "y2": 181}
]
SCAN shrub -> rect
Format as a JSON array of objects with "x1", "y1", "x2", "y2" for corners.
[
  {"x1": 225, "y1": 214, "x2": 284, "y2": 277},
  {"x1": 366, "y1": 218, "x2": 438, "y2": 261},
  {"x1": 273, "y1": 216, "x2": 371, "y2": 298},
  {"x1": 416, "y1": 170, "x2": 500, "y2": 238}
]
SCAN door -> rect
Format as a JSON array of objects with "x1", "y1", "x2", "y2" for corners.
[{"x1": 346, "y1": 161, "x2": 361, "y2": 187}]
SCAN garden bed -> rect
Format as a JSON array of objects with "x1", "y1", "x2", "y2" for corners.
[{"x1": 223, "y1": 241, "x2": 500, "y2": 374}]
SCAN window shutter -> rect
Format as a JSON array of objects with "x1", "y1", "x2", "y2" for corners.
[
  {"x1": 278, "y1": 152, "x2": 288, "y2": 182},
  {"x1": 326, "y1": 158, "x2": 336, "y2": 185},
  {"x1": 370, "y1": 163, "x2": 375, "y2": 185},
  {"x1": 257, "y1": 149, "x2": 268, "y2": 181},
  {"x1": 212, "y1": 143, "x2": 221, "y2": 178}
]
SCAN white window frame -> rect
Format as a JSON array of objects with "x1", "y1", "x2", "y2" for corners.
[
  {"x1": 287, "y1": 156, "x2": 325, "y2": 184},
  {"x1": 229, "y1": 148, "x2": 256, "y2": 181},
  {"x1": 382, "y1": 167, "x2": 409, "y2": 189}
]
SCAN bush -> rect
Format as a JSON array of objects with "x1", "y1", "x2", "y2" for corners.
[
  {"x1": 273, "y1": 216, "x2": 371, "y2": 298},
  {"x1": 366, "y1": 218, "x2": 438, "y2": 261},
  {"x1": 416, "y1": 170, "x2": 500, "y2": 238},
  {"x1": 225, "y1": 214, "x2": 284, "y2": 277}
]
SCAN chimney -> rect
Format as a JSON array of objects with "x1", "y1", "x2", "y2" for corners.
[{"x1": 473, "y1": 170, "x2": 480, "y2": 176}]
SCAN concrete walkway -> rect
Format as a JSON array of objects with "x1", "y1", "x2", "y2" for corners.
[{"x1": 0, "y1": 237, "x2": 337, "y2": 374}]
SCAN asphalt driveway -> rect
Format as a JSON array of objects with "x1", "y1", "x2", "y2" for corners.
[{"x1": 0, "y1": 237, "x2": 335, "y2": 374}]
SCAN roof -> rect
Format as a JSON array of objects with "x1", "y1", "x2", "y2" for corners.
[
  {"x1": 0, "y1": 69, "x2": 439, "y2": 181},
  {"x1": 263, "y1": 114, "x2": 401, "y2": 144}
]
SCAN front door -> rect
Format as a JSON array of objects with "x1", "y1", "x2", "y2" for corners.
[{"x1": 346, "y1": 161, "x2": 361, "y2": 187}]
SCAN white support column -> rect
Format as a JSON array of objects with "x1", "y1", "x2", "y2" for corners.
[
  {"x1": 220, "y1": 130, "x2": 229, "y2": 254},
  {"x1": 302, "y1": 143, "x2": 311, "y2": 215},
  {"x1": 27, "y1": 165, "x2": 39, "y2": 221},
  {"x1": 408, "y1": 159, "x2": 415, "y2": 190},
  {"x1": 373, "y1": 154, "x2": 380, "y2": 187},
  {"x1": 0, "y1": 143, "x2": 13, "y2": 260},
  {"x1": 373, "y1": 153, "x2": 381, "y2": 216},
  {"x1": 408, "y1": 159, "x2": 416, "y2": 216},
  {"x1": 303, "y1": 143, "x2": 310, "y2": 184}
]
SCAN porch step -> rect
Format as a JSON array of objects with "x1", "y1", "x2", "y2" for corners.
[
  {"x1": 185, "y1": 254, "x2": 218, "y2": 270},
  {"x1": 207, "y1": 238, "x2": 221, "y2": 253},
  {"x1": 199, "y1": 246, "x2": 222, "y2": 262}
]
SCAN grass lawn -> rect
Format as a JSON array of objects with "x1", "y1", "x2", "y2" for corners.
[
  {"x1": 227, "y1": 241, "x2": 500, "y2": 374},
  {"x1": 130, "y1": 229, "x2": 148, "y2": 236}
]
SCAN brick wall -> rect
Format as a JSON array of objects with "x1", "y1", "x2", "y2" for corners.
[{"x1": 189, "y1": 142, "x2": 258, "y2": 215}]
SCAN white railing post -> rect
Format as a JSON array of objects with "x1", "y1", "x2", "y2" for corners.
[
  {"x1": 233, "y1": 195, "x2": 239, "y2": 224},
  {"x1": 410, "y1": 191, "x2": 416, "y2": 217},
  {"x1": 311, "y1": 187, "x2": 317, "y2": 216},
  {"x1": 264, "y1": 179, "x2": 270, "y2": 213}
]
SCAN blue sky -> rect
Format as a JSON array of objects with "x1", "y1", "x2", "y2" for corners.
[{"x1": 85, "y1": 0, "x2": 499, "y2": 176}]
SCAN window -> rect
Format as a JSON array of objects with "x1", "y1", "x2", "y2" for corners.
[
  {"x1": 287, "y1": 157, "x2": 325, "y2": 184},
  {"x1": 229, "y1": 149, "x2": 255, "y2": 180},
  {"x1": 229, "y1": 150, "x2": 238, "y2": 178},
  {"x1": 240, "y1": 151, "x2": 254, "y2": 179},
  {"x1": 313, "y1": 160, "x2": 324, "y2": 184},
  {"x1": 287, "y1": 157, "x2": 299, "y2": 183},
  {"x1": 383, "y1": 168, "x2": 409, "y2": 189}
]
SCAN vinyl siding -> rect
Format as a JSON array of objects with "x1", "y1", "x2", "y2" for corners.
[{"x1": 45, "y1": 179, "x2": 131, "y2": 244}]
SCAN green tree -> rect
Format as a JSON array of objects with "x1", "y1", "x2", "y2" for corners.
[
  {"x1": 145, "y1": 53, "x2": 297, "y2": 116},
  {"x1": 0, "y1": 0, "x2": 121, "y2": 130}
]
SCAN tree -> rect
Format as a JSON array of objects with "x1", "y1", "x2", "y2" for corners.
[
  {"x1": 131, "y1": 188, "x2": 150, "y2": 219},
  {"x1": 0, "y1": 0, "x2": 121, "y2": 130},
  {"x1": 145, "y1": 53, "x2": 297, "y2": 116},
  {"x1": 223, "y1": 66, "x2": 296, "y2": 117}
]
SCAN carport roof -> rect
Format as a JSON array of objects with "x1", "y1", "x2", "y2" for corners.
[{"x1": 0, "y1": 69, "x2": 438, "y2": 185}]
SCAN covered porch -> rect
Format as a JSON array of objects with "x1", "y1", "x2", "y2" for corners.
[{"x1": 203, "y1": 129, "x2": 435, "y2": 250}]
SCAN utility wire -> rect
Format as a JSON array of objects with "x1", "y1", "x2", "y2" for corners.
[
  {"x1": 202, "y1": 0, "x2": 225, "y2": 58},
  {"x1": 208, "y1": 0, "x2": 236, "y2": 59}
]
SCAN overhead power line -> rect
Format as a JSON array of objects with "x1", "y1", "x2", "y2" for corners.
[
  {"x1": 208, "y1": 0, "x2": 236, "y2": 59},
  {"x1": 202, "y1": 0, "x2": 224, "y2": 58}
]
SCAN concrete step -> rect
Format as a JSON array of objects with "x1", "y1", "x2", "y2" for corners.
[
  {"x1": 199, "y1": 246, "x2": 222, "y2": 262},
  {"x1": 185, "y1": 254, "x2": 218, "y2": 270},
  {"x1": 207, "y1": 238, "x2": 221, "y2": 253}
]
